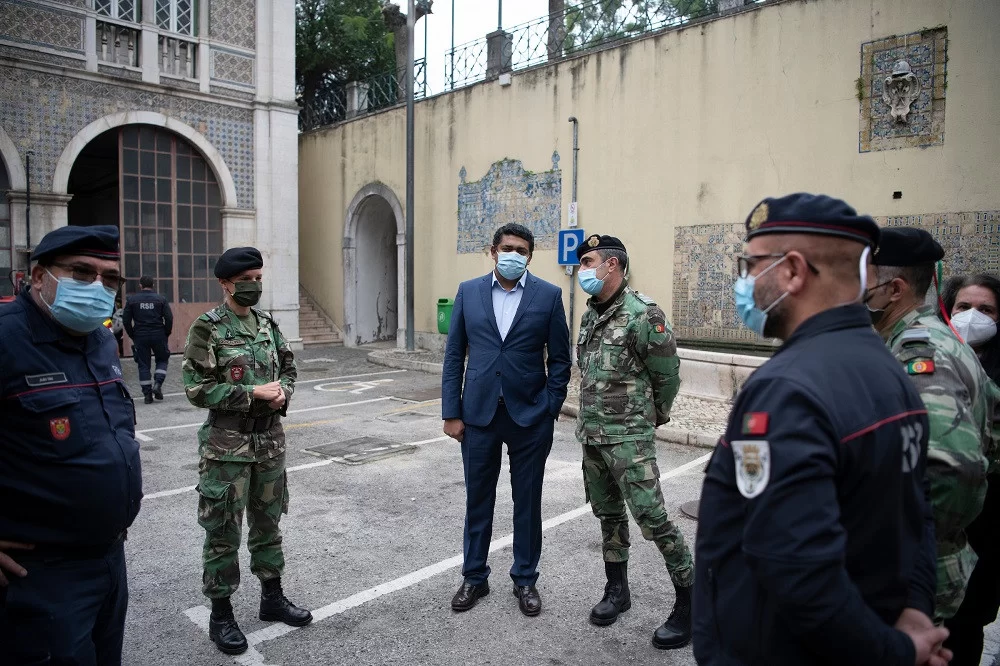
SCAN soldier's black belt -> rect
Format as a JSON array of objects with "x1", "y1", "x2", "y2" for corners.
[{"x1": 209, "y1": 410, "x2": 279, "y2": 433}]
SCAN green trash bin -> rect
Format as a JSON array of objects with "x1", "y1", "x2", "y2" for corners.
[{"x1": 437, "y1": 298, "x2": 454, "y2": 334}]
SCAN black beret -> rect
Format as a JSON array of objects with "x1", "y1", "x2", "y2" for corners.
[
  {"x1": 745, "y1": 193, "x2": 879, "y2": 247},
  {"x1": 31, "y1": 224, "x2": 120, "y2": 263},
  {"x1": 214, "y1": 247, "x2": 263, "y2": 279},
  {"x1": 576, "y1": 234, "x2": 627, "y2": 261},
  {"x1": 873, "y1": 227, "x2": 944, "y2": 266}
]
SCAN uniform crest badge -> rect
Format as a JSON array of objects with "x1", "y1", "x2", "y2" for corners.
[
  {"x1": 906, "y1": 359, "x2": 935, "y2": 375},
  {"x1": 230, "y1": 366, "x2": 245, "y2": 381},
  {"x1": 732, "y1": 440, "x2": 770, "y2": 499},
  {"x1": 749, "y1": 202, "x2": 769, "y2": 230},
  {"x1": 50, "y1": 417, "x2": 71, "y2": 441},
  {"x1": 587, "y1": 235, "x2": 600, "y2": 248}
]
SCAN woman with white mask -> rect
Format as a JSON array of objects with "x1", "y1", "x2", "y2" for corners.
[{"x1": 940, "y1": 273, "x2": 1000, "y2": 666}]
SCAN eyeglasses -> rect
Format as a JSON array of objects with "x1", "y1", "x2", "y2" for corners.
[
  {"x1": 736, "y1": 253, "x2": 820, "y2": 279},
  {"x1": 50, "y1": 262, "x2": 125, "y2": 290}
]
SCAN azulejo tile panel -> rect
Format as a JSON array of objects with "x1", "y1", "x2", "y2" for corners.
[
  {"x1": 672, "y1": 212, "x2": 1000, "y2": 343},
  {"x1": 0, "y1": 43, "x2": 85, "y2": 68},
  {"x1": 457, "y1": 155, "x2": 562, "y2": 254},
  {"x1": 211, "y1": 49, "x2": 254, "y2": 86},
  {"x1": 209, "y1": 0, "x2": 255, "y2": 51},
  {"x1": 859, "y1": 28, "x2": 947, "y2": 152},
  {"x1": 0, "y1": 0, "x2": 84, "y2": 52},
  {"x1": 0, "y1": 65, "x2": 255, "y2": 207}
]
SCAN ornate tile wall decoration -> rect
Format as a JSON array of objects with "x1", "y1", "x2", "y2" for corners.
[
  {"x1": 209, "y1": 0, "x2": 255, "y2": 51},
  {"x1": 0, "y1": 65, "x2": 255, "y2": 207},
  {"x1": 0, "y1": 0, "x2": 85, "y2": 52},
  {"x1": 859, "y1": 28, "x2": 947, "y2": 152},
  {"x1": 210, "y1": 84, "x2": 254, "y2": 102},
  {"x1": 457, "y1": 154, "x2": 562, "y2": 254},
  {"x1": 211, "y1": 49, "x2": 254, "y2": 86},
  {"x1": 0, "y1": 43, "x2": 85, "y2": 68},
  {"x1": 98, "y1": 64, "x2": 142, "y2": 81},
  {"x1": 672, "y1": 212, "x2": 1000, "y2": 343}
]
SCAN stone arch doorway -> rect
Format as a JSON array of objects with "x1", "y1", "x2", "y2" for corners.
[
  {"x1": 344, "y1": 183, "x2": 405, "y2": 347},
  {"x1": 66, "y1": 124, "x2": 225, "y2": 353}
]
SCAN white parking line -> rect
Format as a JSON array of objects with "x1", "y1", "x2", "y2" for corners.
[
  {"x1": 159, "y1": 370, "x2": 408, "y2": 399},
  {"x1": 135, "y1": 397, "x2": 393, "y2": 439},
  {"x1": 142, "y1": 435, "x2": 452, "y2": 501},
  {"x1": 181, "y1": 451, "x2": 711, "y2": 661}
]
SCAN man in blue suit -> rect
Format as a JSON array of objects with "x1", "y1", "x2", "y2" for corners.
[{"x1": 442, "y1": 223, "x2": 572, "y2": 617}]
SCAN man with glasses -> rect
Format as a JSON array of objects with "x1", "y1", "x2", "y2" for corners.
[
  {"x1": 0, "y1": 224, "x2": 143, "y2": 665},
  {"x1": 693, "y1": 194, "x2": 951, "y2": 666}
]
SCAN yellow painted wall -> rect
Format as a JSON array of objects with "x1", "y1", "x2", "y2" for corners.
[{"x1": 299, "y1": 0, "x2": 1000, "y2": 341}]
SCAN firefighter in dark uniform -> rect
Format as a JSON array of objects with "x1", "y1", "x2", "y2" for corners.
[
  {"x1": 693, "y1": 194, "x2": 952, "y2": 666},
  {"x1": 0, "y1": 224, "x2": 143, "y2": 665},
  {"x1": 123, "y1": 275, "x2": 173, "y2": 404}
]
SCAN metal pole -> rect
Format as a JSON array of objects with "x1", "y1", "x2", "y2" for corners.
[
  {"x1": 25, "y1": 150, "x2": 32, "y2": 252},
  {"x1": 498, "y1": 0, "x2": 502, "y2": 30},
  {"x1": 568, "y1": 117, "x2": 579, "y2": 351},
  {"x1": 424, "y1": 6, "x2": 428, "y2": 69},
  {"x1": 450, "y1": 0, "x2": 455, "y2": 89},
  {"x1": 405, "y1": 0, "x2": 416, "y2": 351}
]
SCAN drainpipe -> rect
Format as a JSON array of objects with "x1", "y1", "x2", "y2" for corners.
[
  {"x1": 25, "y1": 150, "x2": 32, "y2": 252},
  {"x1": 568, "y1": 117, "x2": 579, "y2": 352},
  {"x1": 405, "y1": 0, "x2": 416, "y2": 351}
]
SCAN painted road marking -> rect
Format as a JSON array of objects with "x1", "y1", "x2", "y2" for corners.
[
  {"x1": 181, "y1": 451, "x2": 712, "y2": 662},
  {"x1": 313, "y1": 378, "x2": 395, "y2": 394},
  {"x1": 160, "y1": 370, "x2": 407, "y2": 399}
]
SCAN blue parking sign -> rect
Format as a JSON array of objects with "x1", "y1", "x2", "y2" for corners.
[{"x1": 558, "y1": 229, "x2": 585, "y2": 265}]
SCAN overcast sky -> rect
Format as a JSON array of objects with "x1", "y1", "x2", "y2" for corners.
[{"x1": 413, "y1": 0, "x2": 550, "y2": 94}]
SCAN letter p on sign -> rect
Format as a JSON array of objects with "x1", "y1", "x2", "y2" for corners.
[{"x1": 558, "y1": 229, "x2": 585, "y2": 266}]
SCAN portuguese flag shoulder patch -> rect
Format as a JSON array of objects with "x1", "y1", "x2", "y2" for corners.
[
  {"x1": 742, "y1": 412, "x2": 769, "y2": 436},
  {"x1": 906, "y1": 359, "x2": 936, "y2": 375}
]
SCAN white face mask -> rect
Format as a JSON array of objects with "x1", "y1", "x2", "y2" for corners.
[{"x1": 951, "y1": 308, "x2": 998, "y2": 346}]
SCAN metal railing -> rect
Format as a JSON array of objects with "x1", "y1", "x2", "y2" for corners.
[
  {"x1": 298, "y1": 58, "x2": 426, "y2": 132},
  {"x1": 97, "y1": 20, "x2": 140, "y2": 68},
  {"x1": 159, "y1": 35, "x2": 197, "y2": 79},
  {"x1": 446, "y1": 0, "x2": 725, "y2": 90}
]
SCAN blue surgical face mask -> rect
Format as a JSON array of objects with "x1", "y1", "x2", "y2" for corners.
[
  {"x1": 733, "y1": 256, "x2": 788, "y2": 337},
  {"x1": 578, "y1": 260, "x2": 609, "y2": 296},
  {"x1": 41, "y1": 269, "x2": 118, "y2": 333},
  {"x1": 496, "y1": 251, "x2": 528, "y2": 281}
]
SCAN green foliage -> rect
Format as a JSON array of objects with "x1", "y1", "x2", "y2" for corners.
[
  {"x1": 296, "y1": 0, "x2": 396, "y2": 112},
  {"x1": 562, "y1": 0, "x2": 717, "y2": 53}
]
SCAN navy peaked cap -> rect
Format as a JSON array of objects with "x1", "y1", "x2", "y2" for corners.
[
  {"x1": 31, "y1": 225, "x2": 120, "y2": 263},
  {"x1": 744, "y1": 193, "x2": 879, "y2": 247},
  {"x1": 214, "y1": 247, "x2": 263, "y2": 279},
  {"x1": 873, "y1": 227, "x2": 944, "y2": 266}
]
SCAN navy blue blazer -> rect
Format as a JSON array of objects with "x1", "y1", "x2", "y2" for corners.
[{"x1": 441, "y1": 271, "x2": 572, "y2": 428}]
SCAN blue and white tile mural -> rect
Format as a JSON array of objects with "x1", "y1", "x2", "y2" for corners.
[{"x1": 457, "y1": 153, "x2": 562, "y2": 253}]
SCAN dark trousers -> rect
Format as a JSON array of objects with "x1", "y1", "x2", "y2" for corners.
[
  {"x1": 461, "y1": 402, "x2": 554, "y2": 587},
  {"x1": 0, "y1": 542, "x2": 128, "y2": 665},
  {"x1": 944, "y1": 478, "x2": 1000, "y2": 665},
  {"x1": 132, "y1": 334, "x2": 169, "y2": 395}
]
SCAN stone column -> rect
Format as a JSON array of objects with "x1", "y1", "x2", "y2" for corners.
[
  {"x1": 8, "y1": 191, "x2": 73, "y2": 271},
  {"x1": 547, "y1": 0, "x2": 564, "y2": 62},
  {"x1": 345, "y1": 82, "x2": 371, "y2": 119},
  {"x1": 140, "y1": 0, "x2": 159, "y2": 84},
  {"x1": 486, "y1": 29, "x2": 512, "y2": 79},
  {"x1": 718, "y1": 0, "x2": 746, "y2": 14}
]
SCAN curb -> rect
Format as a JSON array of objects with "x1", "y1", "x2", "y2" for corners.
[{"x1": 368, "y1": 351, "x2": 719, "y2": 451}]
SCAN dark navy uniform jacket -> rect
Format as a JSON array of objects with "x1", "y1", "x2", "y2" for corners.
[
  {"x1": 693, "y1": 305, "x2": 936, "y2": 666},
  {"x1": 123, "y1": 290, "x2": 172, "y2": 339},
  {"x1": 0, "y1": 290, "x2": 143, "y2": 546}
]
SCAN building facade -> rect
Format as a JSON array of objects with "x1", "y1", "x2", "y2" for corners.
[{"x1": 0, "y1": 0, "x2": 300, "y2": 348}]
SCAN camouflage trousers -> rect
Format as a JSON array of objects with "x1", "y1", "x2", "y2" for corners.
[
  {"x1": 935, "y1": 541, "x2": 979, "y2": 621},
  {"x1": 581, "y1": 437, "x2": 694, "y2": 588},
  {"x1": 196, "y1": 453, "x2": 289, "y2": 599}
]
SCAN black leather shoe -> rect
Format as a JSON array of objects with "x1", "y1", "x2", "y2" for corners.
[
  {"x1": 152, "y1": 382, "x2": 163, "y2": 400},
  {"x1": 590, "y1": 561, "x2": 631, "y2": 626},
  {"x1": 209, "y1": 612, "x2": 248, "y2": 655},
  {"x1": 512, "y1": 585, "x2": 542, "y2": 617},
  {"x1": 259, "y1": 579, "x2": 313, "y2": 626},
  {"x1": 652, "y1": 583, "x2": 692, "y2": 649},
  {"x1": 143, "y1": 394, "x2": 153, "y2": 404},
  {"x1": 451, "y1": 580, "x2": 490, "y2": 612}
]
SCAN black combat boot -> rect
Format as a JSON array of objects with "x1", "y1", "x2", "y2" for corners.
[
  {"x1": 152, "y1": 381, "x2": 163, "y2": 400},
  {"x1": 208, "y1": 597, "x2": 247, "y2": 655},
  {"x1": 589, "y1": 561, "x2": 631, "y2": 626},
  {"x1": 259, "y1": 578, "x2": 313, "y2": 626},
  {"x1": 143, "y1": 391, "x2": 153, "y2": 404},
  {"x1": 652, "y1": 582, "x2": 692, "y2": 649}
]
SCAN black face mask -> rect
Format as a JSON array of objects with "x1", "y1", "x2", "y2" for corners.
[
  {"x1": 864, "y1": 280, "x2": 892, "y2": 326},
  {"x1": 228, "y1": 281, "x2": 262, "y2": 307}
]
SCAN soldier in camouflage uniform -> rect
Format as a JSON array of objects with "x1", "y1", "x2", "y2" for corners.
[
  {"x1": 574, "y1": 234, "x2": 694, "y2": 650},
  {"x1": 867, "y1": 227, "x2": 997, "y2": 621},
  {"x1": 183, "y1": 247, "x2": 312, "y2": 655}
]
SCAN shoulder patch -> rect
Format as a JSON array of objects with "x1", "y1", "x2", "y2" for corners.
[
  {"x1": 253, "y1": 307, "x2": 273, "y2": 321},
  {"x1": 200, "y1": 310, "x2": 223, "y2": 323},
  {"x1": 732, "y1": 440, "x2": 770, "y2": 499},
  {"x1": 635, "y1": 292, "x2": 657, "y2": 306},
  {"x1": 906, "y1": 358, "x2": 936, "y2": 375},
  {"x1": 742, "y1": 412, "x2": 769, "y2": 435},
  {"x1": 899, "y1": 328, "x2": 932, "y2": 344}
]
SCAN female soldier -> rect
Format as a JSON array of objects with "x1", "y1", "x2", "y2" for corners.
[
  {"x1": 182, "y1": 247, "x2": 312, "y2": 656},
  {"x1": 941, "y1": 273, "x2": 1000, "y2": 666}
]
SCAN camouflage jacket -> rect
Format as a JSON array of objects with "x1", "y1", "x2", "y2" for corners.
[
  {"x1": 886, "y1": 305, "x2": 997, "y2": 616},
  {"x1": 576, "y1": 284, "x2": 680, "y2": 443},
  {"x1": 182, "y1": 303, "x2": 297, "y2": 462}
]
